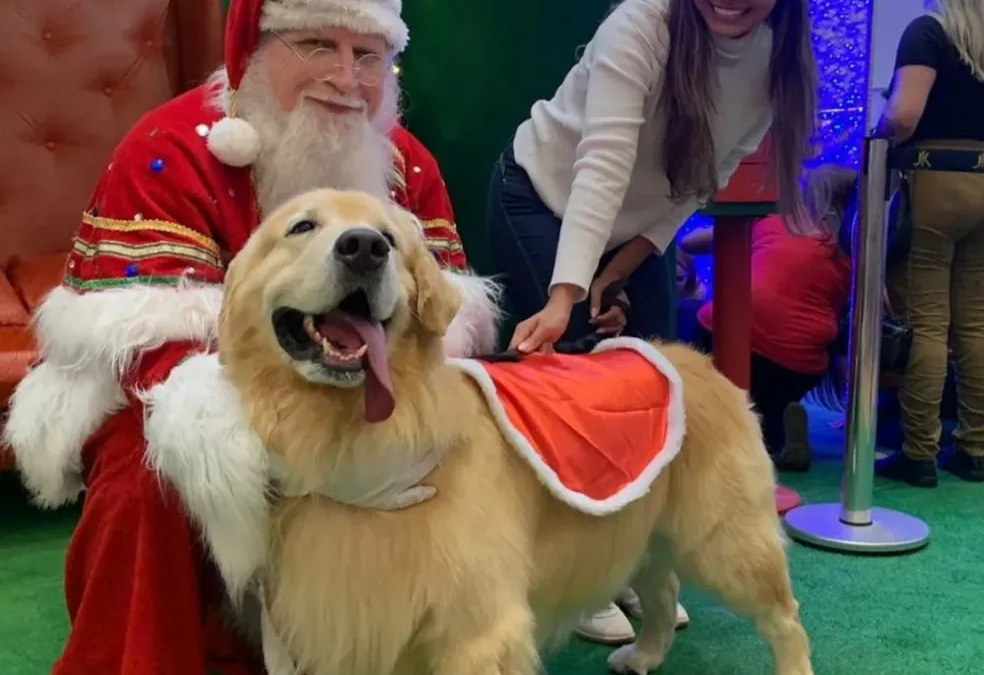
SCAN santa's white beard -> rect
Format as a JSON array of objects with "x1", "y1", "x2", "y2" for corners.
[{"x1": 235, "y1": 69, "x2": 400, "y2": 217}]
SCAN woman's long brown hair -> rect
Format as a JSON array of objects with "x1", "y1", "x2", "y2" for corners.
[
  {"x1": 660, "y1": 0, "x2": 818, "y2": 232},
  {"x1": 802, "y1": 163, "x2": 858, "y2": 239}
]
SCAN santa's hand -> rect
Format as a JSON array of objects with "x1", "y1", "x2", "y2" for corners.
[
  {"x1": 328, "y1": 447, "x2": 442, "y2": 510},
  {"x1": 142, "y1": 352, "x2": 270, "y2": 601}
]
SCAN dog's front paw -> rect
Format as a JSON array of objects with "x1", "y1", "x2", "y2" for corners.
[
  {"x1": 607, "y1": 643, "x2": 665, "y2": 675},
  {"x1": 376, "y1": 485, "x2": 437, "y2": 510}
]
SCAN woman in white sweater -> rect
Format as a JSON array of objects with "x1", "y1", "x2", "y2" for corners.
[{"x1": 485, "y1": 0, "x2": 817, "y2": 647}]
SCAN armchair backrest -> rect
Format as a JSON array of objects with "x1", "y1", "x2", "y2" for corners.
[{"x1": 0, "y1": 0, "x2": 225, "y2": 263}]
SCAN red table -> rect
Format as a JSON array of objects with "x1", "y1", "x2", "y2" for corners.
[{"x1": 700, "y1": 136, "x2": 802, "y2": 515}]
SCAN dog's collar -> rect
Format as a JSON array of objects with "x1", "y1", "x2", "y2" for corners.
[{"x1": 267, "y1": 450, "x2": 443, "y2": 507}]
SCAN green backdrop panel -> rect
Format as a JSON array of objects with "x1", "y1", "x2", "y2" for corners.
[{"x1": 399, "y1": 2, "x2": 612, "y2": 274}]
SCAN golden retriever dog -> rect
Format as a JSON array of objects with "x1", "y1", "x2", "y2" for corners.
[{"x1": 148, "y1": 188, "x2": 813, "y2": 675}]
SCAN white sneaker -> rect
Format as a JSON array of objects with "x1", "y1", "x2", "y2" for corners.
[
  {"x1": 574, "y1": 602, "x2": 636, "y2": 645},
  {"x1": 616, "y1": 587, "x2": 643, "y2": 619},
  {"x1": 615, "y1": 588, "x2": 690, "y2": 629},
  {"x1": 675, "y1": 601, "x2": 690, "y2": 628}
]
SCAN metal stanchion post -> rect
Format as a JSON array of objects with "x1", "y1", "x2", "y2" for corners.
[{"x1": 783, "y1": 136, "x2": 930, "y2": 554}]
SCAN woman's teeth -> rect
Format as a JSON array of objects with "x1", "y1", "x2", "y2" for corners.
[{"x1": 712, "y1": 4, "x2": 746, "y2": 19}]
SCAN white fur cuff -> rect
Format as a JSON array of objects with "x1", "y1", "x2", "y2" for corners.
[
  {"x1": 143, "y1": 353, "x2": 271, "y2": 601},
  {"x1": 3, "y1": 362, "x2": 125, "y2": 508},
  {"x1": 2, "y1": 282, "x2": 225, "y2": 509},
  {"x1": 442, "y1": 271, "x2": 502, "y2": 358},
  {"x1": 33, "y1": 284, "x2": 223, "y2": 373}
]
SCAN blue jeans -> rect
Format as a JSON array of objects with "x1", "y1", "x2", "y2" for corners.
[{"x1": 485, "y1": 141, "x2": 671, "y2": 342}]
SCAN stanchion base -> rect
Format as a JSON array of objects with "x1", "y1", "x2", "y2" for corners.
[{"x1": 783, "y1": 503, "x2": 930, "y2": 554}]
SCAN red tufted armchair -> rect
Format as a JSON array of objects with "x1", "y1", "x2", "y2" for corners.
[{"x1": 0, "y1": 0, "x2": 225, "y2": 470}]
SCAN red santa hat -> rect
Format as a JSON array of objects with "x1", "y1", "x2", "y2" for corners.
[{"x1": 208, "y1": 0, "x2": 408, "y2": 167}]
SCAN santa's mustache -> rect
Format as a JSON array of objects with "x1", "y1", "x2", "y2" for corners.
[{"x1": 302, "y1": 89, "x2": 367, "y2": 113}]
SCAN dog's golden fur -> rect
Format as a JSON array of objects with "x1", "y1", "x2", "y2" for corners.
[{"x1": 219, "y1": 189, "x2": 814, "y2": 675}]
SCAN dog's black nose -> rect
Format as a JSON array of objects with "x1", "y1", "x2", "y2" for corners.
[{"x1": 333, "y1": 228, "x2": 390, "y2": 274}]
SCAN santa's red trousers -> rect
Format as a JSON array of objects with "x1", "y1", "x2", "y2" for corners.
[{"x1": 55, "y1": 405, "x2": 265, "y2": 675}]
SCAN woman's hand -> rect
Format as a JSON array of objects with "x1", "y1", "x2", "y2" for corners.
[
  {"x1": 509, "y1": 284, "x2": 579, "y2": 354},
  {"x1": 589, "y1": 279, "x2": 629, "y2": 336},
  {"x1": 589, "y1": 269, "x2": 629, "y2": 336}
]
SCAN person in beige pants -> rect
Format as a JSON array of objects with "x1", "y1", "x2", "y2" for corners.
[
  {"x1": 872, "y1": 0, "x2": 984, "y2": 487},
  {"x1": 878, "y1": 151, "x2": 984, "y2": 486}
]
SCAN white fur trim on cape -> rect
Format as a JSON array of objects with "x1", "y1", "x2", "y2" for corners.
[
  {"x1": 142, "y1": 353, "x2": 270, "y2": 602},
  {"x1": 443, "y1": 270, "x2": 502, "y2": 358},
  {"x1": 260, "y1": 0, "x2": 409, "y2": 53},
  {"x1": 448, "y1": 337, "x2": 686, "y2": 516},
  {"x1": 207, "y1": 116, "x2": 262, "y2": 167},
  {"x1": 3, "y1": 283, "x2": 223, "y2": 508}
]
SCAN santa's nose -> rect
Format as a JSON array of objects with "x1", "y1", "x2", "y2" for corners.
[{"x1": 328, "y1": 66, "x2": 358, "y2": 93}]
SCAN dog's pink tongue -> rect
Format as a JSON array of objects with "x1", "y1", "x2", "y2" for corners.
[{"x1": 329, "y1": 313, "x2": 394, "y2": 423}]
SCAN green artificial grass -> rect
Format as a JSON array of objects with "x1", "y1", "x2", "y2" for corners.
[
  {"x1": 2, "y1": 408, "x2": 982, "y2": 674},
  {"x1": 0, "y1": 477, "x2": 76, "y2": 674},
  {"x1": 546, "y1": 462, "x2": 984, "y2": 675}
]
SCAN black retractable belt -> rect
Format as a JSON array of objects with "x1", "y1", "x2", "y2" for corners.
[{"x1": 479, "y1": 280, "x2": 628, "y2": 363}]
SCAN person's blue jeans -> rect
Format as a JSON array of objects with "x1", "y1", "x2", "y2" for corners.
[{"x1": 485, "y1": 141, "x2": 671, "y2": 342}]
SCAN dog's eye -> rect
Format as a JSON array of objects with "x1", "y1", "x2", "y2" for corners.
[
  {"x1": 381, "y1": 230, "x2": 397, "y2": 247},
  {"x1": 287, "y1": 220, "x2": 318, "y2": 237}
]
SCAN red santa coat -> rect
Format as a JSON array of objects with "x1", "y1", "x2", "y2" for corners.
[
  {"x1": 4, "y1": 84, "x2": 499, "y2": 675},
  {"x1": 68, "y1": 85, "x2": 467, "y2": 290}
]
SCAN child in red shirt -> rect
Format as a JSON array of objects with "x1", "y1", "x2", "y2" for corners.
[{"x1": 680, "y1": 164, "x2": 855, "y2": 471}]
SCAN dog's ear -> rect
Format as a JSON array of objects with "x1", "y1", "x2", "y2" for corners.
[{"x1": 412, "y1": 250, "x2": 461, "y2": 336}]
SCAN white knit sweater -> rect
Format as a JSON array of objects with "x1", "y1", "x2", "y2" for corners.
[{"x1": 512, "y1": 0, "x2": 773, "y2": 298}]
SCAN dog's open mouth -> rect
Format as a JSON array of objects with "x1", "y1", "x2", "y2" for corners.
[{"x1": 272, "y1": 289, "x2": 395, "y2": 422}]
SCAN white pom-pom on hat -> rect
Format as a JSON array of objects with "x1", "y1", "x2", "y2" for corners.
[{"x1": 206, "y1": 116, "x2": 261, "y2": 168}]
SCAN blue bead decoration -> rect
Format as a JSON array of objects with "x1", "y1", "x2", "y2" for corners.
[
  {"x1": 150, "y1": 158, "x2": 165, "y2": 173},
  {"x1": 809, "y1": 0, "x2": 872, "y2": 169},
  {"x1": 125, "y1": 264, "x2": 138, "y2": 278},
  {"x1": 91, "y1": 206, "x2": 99, "y2": 216}
]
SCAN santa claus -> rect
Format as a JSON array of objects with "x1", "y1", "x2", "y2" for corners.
[{"x1": 3, "y1": 1, "x2": 500, "y2": 673}]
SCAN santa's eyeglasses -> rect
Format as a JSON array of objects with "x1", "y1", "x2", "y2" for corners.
[{"x1": 275, "y1": 33, "x2": 388, "y2": 86}]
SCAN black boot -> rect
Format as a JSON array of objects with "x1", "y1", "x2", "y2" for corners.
[
  {"x1": 939, "y1": 448, "x2": 984, "y2": 482},
  {"x1": 875, "y1": 450, "x2": 938, "y2": 488},
  {"x1": 773, "y1": 402, "x2": 812, "y2": 472}
]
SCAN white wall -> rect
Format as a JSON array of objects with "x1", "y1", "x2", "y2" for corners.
[{"x1": 867, "y1": 0, "x2": 927, "y2": 125}]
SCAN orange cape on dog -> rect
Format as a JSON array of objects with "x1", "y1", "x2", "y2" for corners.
[{"x1": 450, "y1": 338, "x2": 685, "y2": 516}]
